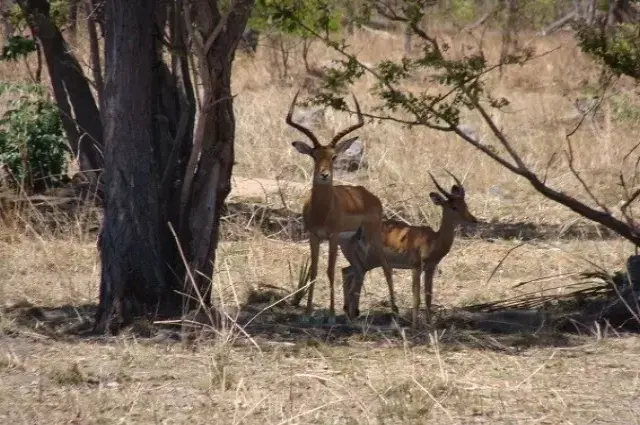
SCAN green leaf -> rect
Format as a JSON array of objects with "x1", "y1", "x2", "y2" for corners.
[
  {"x1": 0, "y1": 83, "x2": 69, "y2": 191},
  {"x1": 0, "y1": 35, "x2": 37, "y2": 62}
]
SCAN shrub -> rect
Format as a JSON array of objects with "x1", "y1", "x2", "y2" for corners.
[{"x1": 0, "y1": 83, "x2": 69, "y2": 193}]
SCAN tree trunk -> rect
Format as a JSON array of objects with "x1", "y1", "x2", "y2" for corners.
[
  {"x1": 95, "y1": 0, "x2": 181, "y2": 333},
  {"x1": 179, "y1": 0, "x2": 254, "y2": 307},
  {"x1": 95, "y1": 0, "x2": 252, "y2": 334},
  {"x1": 17, "y1": 0, "x2": 104, "y2": 191},
  {"x1": 67, "y1": 0, "x2": 80, "y2": 41},
  {"x1": 86, "y1": 0, "x2": 103, "y2": 113},
  {"x1": 500, "y1": 0, "x2": 518, "y2": 72}
]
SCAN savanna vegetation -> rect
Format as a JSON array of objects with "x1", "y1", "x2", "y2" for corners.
[{"x1": 1, "y1": 0, "x2": 640, "y2": 423}]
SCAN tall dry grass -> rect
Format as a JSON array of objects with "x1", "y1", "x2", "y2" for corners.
[
  {"x1": 0, "y1": 24, "x2": 636, "y2": 311},
  {"x1": 232, "y1": 28, "x2": 638, "y2": 231},
  {"x1": 2, "y1": 25, "x2": 640, "y2": 425}
]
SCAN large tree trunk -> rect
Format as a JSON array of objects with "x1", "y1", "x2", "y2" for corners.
[
  {"x1": 95, "y1": 0, "x2": 182, "y2": 333},
  {"x1": 17, "y1": 0, "x2": 104, "y2": 191},
  {"x1": 95, "y1": 0, "x2": 254, "y2": 334},
  {"x1": 178, "y1": 0, "x2": 254, "y2": 306}
]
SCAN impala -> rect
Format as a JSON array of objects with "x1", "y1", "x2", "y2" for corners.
[
  {"x1": 340, "y1": 171, "x2": 479, "y2": 326},
  {"x1": 287, "y1": 89, "x2": 398, "y2": 320}
]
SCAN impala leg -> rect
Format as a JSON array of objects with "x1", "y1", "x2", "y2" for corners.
[
  {"x1": 411, "y1": 267, "x2": 421, "y2": 329},
  {"x1": 342, "y1": 266, "x2": 354, "y2": 317},
  {"x1": 422, "y1": 264, "x2": 436, "y2": 324},
  {"x1": 364, "y1": 225, "x2": 398, "y2": 314},
  {"x1": 327, "y1": 235, "x2": 339, "y2": 321},
  {"x1": 342, "y1": 266, "x2": 362, "y2": 319},
  {"x1": 376, "y1": 249, "x2": 398, "y2": 314},
  {"x1": 379, "y1": 254, "x2": 398, "y2": 314},
  {"x1": 352, "y1": 273, "x2": 363, "y2": 317},
  {"x1": 306, "y1": 234, "x2": 321, "y2": 317},
  {"x1": 340, "y1": 234, "x2": 364, "y2": 319},
  {"x1": 361, "y1": 223, "x2": 397, "y2": 314}
]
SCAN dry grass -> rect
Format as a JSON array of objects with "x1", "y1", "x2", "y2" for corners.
[{"x1": 2, "y1": 26, "x2": 640, "y2": 424}]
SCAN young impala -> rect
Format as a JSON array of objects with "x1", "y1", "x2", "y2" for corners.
[
  {"x1": 339, "y1": 171, "x2": 479, "y2": 326},
  {"x1": 287, "y1": 89, "x2": 398, "y2": 321}
]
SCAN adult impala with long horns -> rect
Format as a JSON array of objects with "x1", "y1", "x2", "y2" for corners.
[{"x1": 287, "y1": 89, "x2": 398, "y2": 321}]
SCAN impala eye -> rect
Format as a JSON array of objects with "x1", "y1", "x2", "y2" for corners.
[{"x1": 332, "y1": 155, "x2": 337, "y2": 161}]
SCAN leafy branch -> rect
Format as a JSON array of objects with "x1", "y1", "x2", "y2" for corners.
[{"x1": 279, "y1": 0, "x2": 640, "y2": 246}]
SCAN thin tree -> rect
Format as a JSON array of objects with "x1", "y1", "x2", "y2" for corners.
[{"x1": 16, "y1": 0, "x2": 104, "y2": 188}]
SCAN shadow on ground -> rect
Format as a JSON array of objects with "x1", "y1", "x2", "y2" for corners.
[
  {"x1": 1, "y1": 197, "x2": 620, "y2": 243},
  {"x1": 3, "y1": 279, "x2": 638, "y2": 353},
  {"x1": 222, "y1": 202, "x2": 621, "y2": 243}
]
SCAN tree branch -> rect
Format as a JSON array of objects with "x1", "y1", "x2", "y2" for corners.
[
  {"x1": 299, "y1": 0, "x2": 640, "y2": 246},
  {"x1": 203, "y1": 0, "x2": 236, "y2": 54},
  {"x1": 565, "y1": 133, "x2": 611, "y2": 214},
  {"x1": 539, "y1": 9, "x2": 577, "y2": 36}
]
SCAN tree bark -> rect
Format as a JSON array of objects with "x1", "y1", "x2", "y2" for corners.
[
  {"x1": 86, "y1": 0, "x2": 103, "y2": 112},
  {"x1": 95, "y1": 0, "x2": 252, "y2": 333},
  {"x1": 95, "y1": 0, "x2": 181, "y2": 333},
  {"x1": 17, "y1": 0, "x2": 104, "y2": 190},
  {"x1": 179, "y1": 0, "x2": 254, "y2": 307}
]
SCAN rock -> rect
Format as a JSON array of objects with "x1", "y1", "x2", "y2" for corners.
[
  {"x1": 334, "y1": 138, "x2": 367, "y2": 172},
  {"x1": 293, "y1": 106, "x2": 326, "y2": 128},
  {"x1": 238, "y1": 28, "x2": 260, "y2": 54}
]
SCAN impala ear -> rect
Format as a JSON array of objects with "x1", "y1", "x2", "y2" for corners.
[
  {"x1": 450, "y1": 185, "x2": 465, "y2": 198},
  {"x1": 429, "y1": 192, "x2": 446, "y2": 205},
  {"x1": 334, "y1": 136, "x2": 359, "y2": 154},
  {"x1": 292, "y1": 141, "x2": 314, "y2": 156}
]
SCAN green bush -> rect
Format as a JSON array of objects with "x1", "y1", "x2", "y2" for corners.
[
  {"x1": 0, "y1": 35, "x2": 37, "y2": 62},
  {"x1": 250, "y1": 0, "x2": 345, "y2": 36},
  {"x1": 449, "y1": 0, "x2": 477, "y2": 24},
  {"x1": 7, "y1": 0, "x2": 70, "y2": 30},
  {"x1": 0, "y1": 83, "x2": 70, "y2": 192},
  {"x1": 576, "y1": 22, "x2": 640, "y2": 79}
]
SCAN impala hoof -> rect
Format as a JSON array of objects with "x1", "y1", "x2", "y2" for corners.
[{"x1": 297, "y1": 315, "x2": 312, "y2": 324}]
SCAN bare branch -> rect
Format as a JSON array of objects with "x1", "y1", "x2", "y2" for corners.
[
  {"x1": 182, "y1": 0, "x2": 205, "y2": 54},
  {"x1": 632, "y1": 155, "x2": 640, "y2": 189},
  {"x1": 464, "y1": 8, "x2": 496, "y2": 32},
  {"x1": 619, "y1": 172, "x2": 640, "y2": 226},
  {"x1": 564, "y1": 134, "x2": 611, "y2": 214},
  {"x1": 622, "y1": 140, "x2": 640, "y2": 162},
  {"x1": 297, "y1": 1, "x2": 640, "y2": 246},
  {"x1": 539, "y1": 10, "x2": 577, "y2": 36},
  {"x1": 621, "y1": 188, "x2": 640, "y2": 223},
  {"x1": 340, "y1": 106, "x2": 451, "y2": 131},
  {"x1": 463, "y1": 96, "x2": 640, "y2": 244},
  {"x1": 203, "y1": 0, "x2": 236, "y2": 54},
  {"x1": 470, "y1": 96, "x2": 528, "y2": 171},
  {"x1": 449, "y1": 124, "x2": 522, "y2": 174},
  {"x1": 86, "y1": 1, "x2": 103, "y2": 108},
  {"x1": 542, "y1": 151, "x2": 558, "y2": 184}
]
